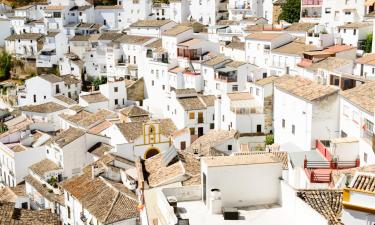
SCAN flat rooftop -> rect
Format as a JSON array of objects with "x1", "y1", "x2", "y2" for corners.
[{"x1": 177, "y1": 201, "x2": 303, "y2": 225}]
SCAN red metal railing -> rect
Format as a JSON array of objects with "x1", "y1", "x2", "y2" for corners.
[
  {"x1": 316, "y1": 140, "x2": 333, "y2": 161},
  {"x1": 305, "y1": 169, "x2": 332, "y2": 183}
]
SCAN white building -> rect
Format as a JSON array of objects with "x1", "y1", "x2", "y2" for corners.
[
  {"x1": 37, "y1": 31, "x2": 69, "y2": 68},
  {"x1": 5, "y1": 33, "x2": 44, "y2": 59},
  {"x1": 129, "y1": 19, "x2": 176, "y2": 38},
  {"x1": 102, "y1": 119, "x2": 177, "y2": 160},
  {"x1": 342, "y1": 172, "x2": 375, "y2": 225},
  {"x1": 189, "y1": 0, "x2": 228, "y2": 25},
  {"x1": 354, "y1": 53, "x2": 375, "y2": 80},
  {"x1": 18, "y1": 74, "x2": 81, "y2": 106},
  {"x1": 215, "y1": 92, "x2": 264, "y2": 134},
  {"x1": 0, "y1": 19, "x2": 11, "y2": 46},
  {"x1": 45, "y1": 127, "x2": 110, "y2": 179},
  {"x1": 245, "y1": 32, "x2": 294, "y2": 69},
  {"x1": 94, "y1": 5, "x2": 123, "y2": 30},
  {"x1": 0, "y1": 137, "x2": 47, "y2": 187},
  {"x1": 339, "y1": 81, "x2": 375, "y2": 165},
  {"x1": 118, "y1": 0, "x2": 152, "y2": 28},
  {"x1": 164, "y1": 89, "x2": 215, "y2": 138},
  {"x1": 274, "y1": 75, "x2": 340, "y2": 152},
  {"x1": 337, "y1": 22, "x2": 372, "y2": 48}
]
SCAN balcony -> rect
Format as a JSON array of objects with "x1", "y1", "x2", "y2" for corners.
[
  {"x1": 215, "y1": 69, "x2": 237, "y2": 82},
  {"x1": 177, "y1": 48, "x2": 202, "y2": 61},
  {"x1": 302, "y1": 0, "x2": 322, "y2": 6}
]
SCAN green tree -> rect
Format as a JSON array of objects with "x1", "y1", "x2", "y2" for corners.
[
  {"x1": 0, "y1": 51, "x2": 12, "y2": 81},
  {"x1": 278, "y1": 0, "x2": 301, "y2": 23},
  {"x1": 364, "y1": 34, "x2": 373, "y2": 53},
  {"x1": 265, "y1": 134, "x2": 274, "y2": 145},
  {"x1": 0, "y1": 122, "x2": 8, "y2": 134}
]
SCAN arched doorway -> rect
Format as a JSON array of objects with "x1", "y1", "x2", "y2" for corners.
[{"x1": 144, "y1": 148, "x2": 160, "y2": 159}]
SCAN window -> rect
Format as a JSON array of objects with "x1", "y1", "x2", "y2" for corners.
[
  {"x1": 114, "y1": 87, "x2": 118, "y2": 92},
  {"x1": 189, "y1": 128, "x2": 195, "y2": 135},
  {"x1": 353, "y1": 29, "x2": 356, "y2": 35},
  {"x1": 282, "y1": 119, "x2": 285, "y2": 128},
  {"x1": 114, "y1": 99, "x2": 118, "y2": 105},
  {"x1": 67, "y1": 206, "x2": 71, "y2": 219},
  {"x1": 33, "y1": 94, "x2": 36, "y2": 103},
  {"x1": 232, "y1": 85, "x2": 238, "y2": 92},
  {"x1": 216, "y1": 83, "x2": 220, "y2": 90},
  {"x1": 256, "y1": 88, "x2": 260, "y2": 96},
  {"x1": 79, "y1": 12, "x2": 82, "y2": 16},
  {"x1": 250, "y1": 87, "x2": 253, "y2": 93},
  {"x1": 364, "y1": 119, "x2": 374, "y2": 133},
  {"x1": 180, "y1": 141, "x2": 186, "y2": 150},
  {"x1": 292, "y1": 125, "x2": 295, "y2": 135},
  {"x1": 44, "y1": 95, "x2": 46, "y2": 99},
  {"x1": 189, "y1": 112, "x2": 195, "y2": 119},
  {"x1": 210, "y1": 123, "x2": 214, "y2": 129},
  {"x1": 257, "y1": 125, "x2": 262, "y2": 133},
  {"x1": 344, "y1": 29, "x2": 346, "y2": 33},
  {"x1": 222, "y1": 115, "x2": 225, "y2": 122},
  {"x1": 364, "y1": 152, "x2": 368, "y2": 163},
  {"x1": 162, "y1": 85, "x2": 165, "y2": 90},
  {"x1": 227, "y1": 145, "x2": 232, "y2": 151},
  {"x1": 53, "y1": 12, "x2": 61, "y2": 18},
  {"x1": 151, "y1": 80, "x2": 154, "y2": 86},
  {"x1": 325, "y1": 7, "x2": 331, "y2": 13}
]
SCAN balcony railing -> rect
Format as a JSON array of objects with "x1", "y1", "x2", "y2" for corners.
[
  {"x1": 302, "y1": 0, "x2": 323, "y2": 6},
  {"x1": 305, "y1": 169, "x2": 332, "y2": 183}
]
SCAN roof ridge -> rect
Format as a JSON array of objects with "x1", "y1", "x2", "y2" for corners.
[{"x1": 104, "y1": 190, "x2": 121, "y2": 223}]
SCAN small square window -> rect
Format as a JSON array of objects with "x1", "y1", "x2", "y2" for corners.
[
  {"x1": 228, "y1": 145, "x2": 232, "y2": 151},
  {"x1": 189, "y1": 128, "x2": 195, "y2": 135},
  {"x1": 114, "y1": 87, "x2": 118, "y2": 92},
  {"x1": 189, "y1": 112, "x2": 195, "y2": 119}
]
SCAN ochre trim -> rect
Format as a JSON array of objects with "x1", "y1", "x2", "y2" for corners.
[{"x1": 343, "y1": 202, "x2": 375, "y2": 214}]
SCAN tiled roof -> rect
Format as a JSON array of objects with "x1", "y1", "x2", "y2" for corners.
[
  {"x1": 47, "y1": 127, "x2": 85, "y2": 148},
  {"x1": 39, "y1": 74, "x2": 63, "y2": 83},
  {"x1": 24, "y1": 175, "x2": 64, "y2": 205},
  {"x1": 177, "y1": 96, "x2": 206, "y2": 111},
  {"x1": 202, "y1": 56, "x2": 232, "y2": 67},
  {"x1": 29, "y1": 159, "x2": 61, "y2": 177},
  {"x1": 225, "y1": 60, "x2": 247, "y2": 68},
  {"x1": 5, "y1": 33, "x2": 43, "y2": 41},
  {"x1": 89, "y1": 120, "x2": 113, "y2": 134},
  {"x1": 144, "y1": 150, "x2": 200, "y2": 187},
  {"x1": 225, "y1": 41, "x2": 245, "y2": 50},
  {"x1": 284, "y1": 23, "x2": 316, "y2": 32},
  {"x1": 98, "y1": 32, "x2": 123, "y2": 41},
  {"x1": 274, "y1": 75, "x2": 338, "y2": 101},
  {"x1": 130, "y1": 19, "x2": 173, "y2": 28},
  {"x1": 145, "y1": 153, "x2": 185, "y2": 187},
  {"x1": 87, "y1": 142, "x2": 112, "y2": 158},
  {"x1": 0, "y1": 187, "x2": 17, "y2": 203},
  {"x1": 76, "y1": 109, "x2": 116, "y2": 129},
  {"x1": 356, "y1": 53, "x2": 375, "y2": 65},
  {"x1": 119, "y1": 105, "x2": 149, "y2": 117},
  {"x1": 351, "y1": 173, "x2": 375, "y2": 192},
  {"x1": 186, "y1": 129, "x2": 238, "y2": 157},
  {"x1": 202, "y1": 154, "x2": 280, "y2": 167},
  {"x1": 70, "y1": 35, "x2": 91, "y2": 42},
  {"x1": 340, "y1": 81, "x2": 375, "y2": 113},
  {"x1": 145, "y1": 39, "x2": 162, "y2": 49},
  {"x1": 198, "y1": 95, "x2": 216, "y2": 107},
  {"x1": 234, "y1": 151, "x2": 289, "y2": 169},
  {"x1": 255, "y1": 75, "x2": 279, "y2": 86},
  {"x1": 59, "y1": 110, "x2": 92, "y2": 124},
  {"x1": 305, "y1": 57, "x2": 353, "y2": 72},
  {"x1": 80, "y1": 92, "x2": 108, "y2": 103},
  {"x1": 114, "y1": 35, "x2": 153, "y2": 45},
  {"x1": 163, "y1": 25, "x2": 191, "y2": 36},
  {"x1": 10, "y1": 144, "x2": 27, "y2": 153},
  {"x1": 0, "y1": 202, "x2": 60, "y2": 225},
  {"x1": 60, "y1": 172, "x2": 138, "y2": 224},
  {"x1": 19, "y1": 102, "x2": 66, "y2": 113},
  {"x1": 46, "y1": 32, "x2": 59, "y2": 37},
  {"x1": 245, "y1": 32, "x2": 284, "y2": 41},
  {"x1": 95, "y1": 5, "x2": 123, "y2": 9},
  {"x1": 45, "y1": 5, "x2": 65, "y2": 10},
  {"x1": 61, "y1": 75, "x2": 81, "y2": 84},
  {"x1": 54, "y1": 95, "x2": 77, "y2": 105},
  {"x1": 116, "y1": 119, "x2": 176, "y2": 142},
  {"x1": 227, "y1": 92, "x2": 252, "y2": 101},
  {"x1": 337, "y1": 22, "x2": 372, "y2": 29},
  {"x1": 272, "y1": 39, "x2": 316, "y2": 56},
  {"x1": 297, "y1": 190, "x2": 343, "y2": 225}
]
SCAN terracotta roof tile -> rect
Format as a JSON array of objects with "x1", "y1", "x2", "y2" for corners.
[
  {"x1": 340, "y1": 81, "x2": 375, "y2": 113},
  {"x1": 275, "y1": 75, "x2": 338, "y2": 101}
]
